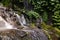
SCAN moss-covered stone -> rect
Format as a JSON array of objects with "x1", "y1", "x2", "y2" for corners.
[{"x1": 41, "y1": 22, "x2": 60, "y2": 40}]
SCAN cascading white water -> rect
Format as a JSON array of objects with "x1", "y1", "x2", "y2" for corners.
[
  {"x1": 21, "y1": 14, "x2": 26, "y2": 25},
  {"x1": 15, "y1": 13, "x2": 27, "y2": 28},
  {"x1": 0, "y1": 10, "x2": 27, "y2": 31},
  {"x1": 0, "y1": 16, "x2": 17, "y2": 31}
]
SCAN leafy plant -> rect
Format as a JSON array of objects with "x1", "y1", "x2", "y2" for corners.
[
  {"x1": 26, "y1": 10, "x2": 40, "y2": 19},
  {"x1": 52, "y1": 10, "x2": 60, "y2": 29}
]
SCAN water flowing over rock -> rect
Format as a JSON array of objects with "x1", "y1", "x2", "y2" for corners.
[
  {"x1": 0, "y1": 6, "x2": 48, "y2": 40},
  {"x1": 15, "y1": 14, "x2": 27, "y2": 28},
  {"x1": 0, "y1": 16, "x2": 17, "y2": 31}
]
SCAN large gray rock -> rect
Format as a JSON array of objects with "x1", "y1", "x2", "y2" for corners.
[{"x1": 0, "y1": 29, "x2": 48, "y2": 40}]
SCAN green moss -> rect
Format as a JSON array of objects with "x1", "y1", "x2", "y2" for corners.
[
  {"x1": 41, "y1": 22, "x2": 52, "y2": 40},
  {"x1": 43, "y1": 30, "x2": 52, "y2": 40},
  {"x1": 30, "y1": 23, "x2": 36, "y2": 28},
  {"x1": 54, "y1": 28, "x2": 60, "y2": 37},
  {"x1": 41, "y1": 22, "x2": 60, "y2": 40}
]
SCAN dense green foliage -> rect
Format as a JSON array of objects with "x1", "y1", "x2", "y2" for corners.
[
  {"x1": 52, "y1": 11, "x2": 60, "y2": 29},
  {"x1": 52, "y1": 1, "x2": 60, "y2": 29},
  {"x1": 1, "y1": 0, "x2": 11, "y2": 7}
]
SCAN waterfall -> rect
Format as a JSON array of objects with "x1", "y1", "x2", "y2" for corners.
[
  {"x1": 0, "y1": 16, "x2": 17, "y2": 31},
  {"x1": 15, "y1": 13, "x2": 27, "y2": 28},
  {"x1": 20, "y1": 14, "x2": 26, "y2": 25}
]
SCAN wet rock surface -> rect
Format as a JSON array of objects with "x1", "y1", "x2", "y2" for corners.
[{"x1": 0, "y1": 29, "x2": 48, "y2": 40}]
